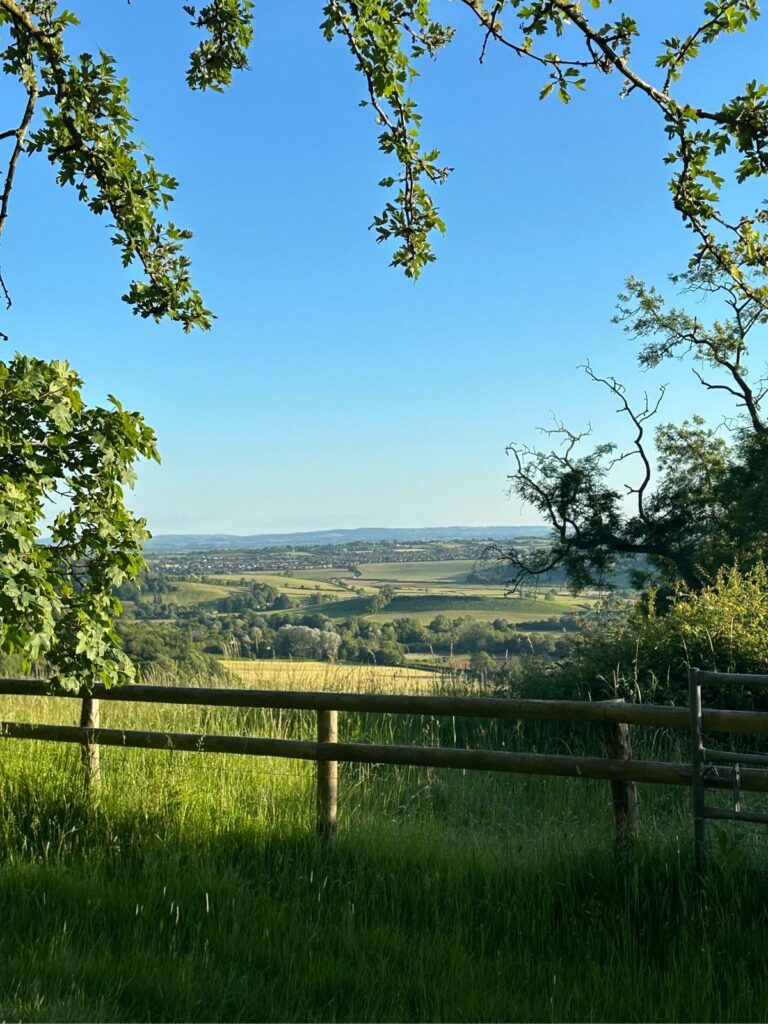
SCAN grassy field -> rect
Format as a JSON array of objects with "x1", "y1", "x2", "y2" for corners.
[
  {"x1": 313, "y1": 594, "x2": 579, "y2": 623},
  {"x1": 1, "y1": 663, "x2": 768, "y2": 1020},
  {"x1": 143, "y1": 561, "x2": 591, "y2": 629},
  {"x1": 221, "y1": 658, "x2": 439, "y2": 693},
  {"x1": 357, "y1": 560, "x2": 478, "y2": 582},
  {"x1": 207, "y1": 572, "x2": 349, "y2": 599},
  {"x1": 147, "y1": 581, "x2": 237, "y2": 606}
]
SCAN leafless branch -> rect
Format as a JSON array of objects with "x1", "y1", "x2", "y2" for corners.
[{"x1": 582, "y1": 363, "x2": 665, "y2": 521}]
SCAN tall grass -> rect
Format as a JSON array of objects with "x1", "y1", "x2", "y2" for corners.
[{"x1": 0, "y1": 666, "x2": 767, "y2": 1021}]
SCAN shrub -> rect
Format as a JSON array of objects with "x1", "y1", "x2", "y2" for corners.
[{"x1": 559, "y1": 564, "x2": 768, "y2": 705}]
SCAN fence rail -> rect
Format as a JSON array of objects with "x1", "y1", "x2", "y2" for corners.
[
  {"x1": 1, "y1": 671, "x2": 768, "y2": 851},
  {"x1": 3, "y1": 677, "x2": 768, "y2": 734}
]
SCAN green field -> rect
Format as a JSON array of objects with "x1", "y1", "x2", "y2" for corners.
[
  {"x1": 357, "y1": 559, "x2": 478, "y2": 582},
  {"x1": 1, "y1": 665, "x2": 767, "y2": 1020},
  {"x1": 292, "y1": 568, "x2": 352, "y2": 583},
  {"x1": 208, "y1": 572, "x2": 349, "y2": 596},
  {"x1": 137, "y1": 581, "x2": 237, "y2": 607},
  {"x1": 369, "y1": 593, "x2": 584, "y2": 624},
  {"x1": 145, "y1": 562, "x2": 590, "y2": 629}
]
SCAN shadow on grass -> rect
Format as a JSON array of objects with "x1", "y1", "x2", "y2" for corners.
[{"x1": 2, "y1": 782, "x2": 768, "y2": 1023}]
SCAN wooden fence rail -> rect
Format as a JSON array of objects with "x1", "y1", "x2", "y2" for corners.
[
  {"x1": 3, "y1": 677, "x2": 768, "y2": 734},
  {"x1": 1, "y1": 672, "x2": 768, "y2": 849}
]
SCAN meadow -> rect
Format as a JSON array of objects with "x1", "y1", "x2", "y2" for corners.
[{"x1": 1, "y1": 662, "x2": 768, "y2": 1021}]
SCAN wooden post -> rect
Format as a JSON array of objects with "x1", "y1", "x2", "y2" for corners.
[
  {"x1": 604, "y1": 701, "x2": 639, "y2": 849},
  {"x1": 80, "y1": 697, "x2": 101, "y2": 789},
  {"x1": 316, "y1": 709, "x2": 338, "y2": 840},
  {"x1": 689, "y1": 668, "x2": 707, "y2": 871}
]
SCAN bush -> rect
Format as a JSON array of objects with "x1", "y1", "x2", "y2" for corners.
[{"x1": 557, "y1": 564, "x2": 768, "y2": 705}]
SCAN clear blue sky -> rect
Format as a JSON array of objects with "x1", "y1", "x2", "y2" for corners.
[{"x1": 3, "y1": 2, "x2": 766, "y2": 534}]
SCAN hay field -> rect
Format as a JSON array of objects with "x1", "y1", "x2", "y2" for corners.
[{"x1": 220, "y1": 657, "x2": 445, "y2": 694}]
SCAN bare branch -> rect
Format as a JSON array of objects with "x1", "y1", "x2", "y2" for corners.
[{"x1": 581, "y1": 362, "x2": 665, "y2": 522}]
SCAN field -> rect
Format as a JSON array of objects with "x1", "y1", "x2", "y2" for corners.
[
  {"x1": 208, "y1": 572, "x2": 350, "y2": 598},
  {"x1": 222, "y1": 657, "x2": 440, "y2": 693},
  {"x1": 136, "y1": 581, "x2": 235, "y2": 607},
  {"x1": 230, "y1": 558, "x2": 592, "y2": 625},
  {"x1": 371, "y1": 593, "x2": 585, "y2": 624},
  {"x1": 1, "y1": 663, "x2": 768, "y2": 1020},
  {"x1": 134, "y1": 560, "x2": 594, "y2": 635},
  {"x1": 357, "y1": 559, "x2": 478, "y2": 582}
]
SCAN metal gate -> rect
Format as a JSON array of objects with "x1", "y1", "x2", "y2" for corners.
[{"x1": 690, "y1": 668, "x2": 768, "y2": 867}]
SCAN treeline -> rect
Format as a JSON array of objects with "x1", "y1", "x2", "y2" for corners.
[{"x1": 117, "y1": 605, "x2": 574, "y2": 676}]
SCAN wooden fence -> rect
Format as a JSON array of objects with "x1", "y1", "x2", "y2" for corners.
[{"x1": 1, "y1": 671, "x2": 767, "y2": 851}]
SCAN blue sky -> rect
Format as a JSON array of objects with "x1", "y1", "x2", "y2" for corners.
[{"x1": 3, "y1": 2, "x2": 766, "y2": 534}]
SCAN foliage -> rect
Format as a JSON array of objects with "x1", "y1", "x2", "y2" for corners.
[
  {"x1": 320, "y1": 1, "x2": 768, "y2": 286},
  {"x1": 503, "y1": 258, "x2": 768, "y2": 592},
  {"x1": 4, "y1": 3, "x2": 768, "y2": 295},
  {"x1": 557, "y1": 563, "x2": 768, "y2": 704},
  {"x1": 0, "y1": 355, "x2": 158, "y2": 690},
  {"x1": 0, "y1": 2, "x2": 257, "y2": 688},
  {"x1": 275, "y1": 623, "x2": 341, "y2": 662},
  {"x1": 0, "y1": 0, "x2": 253, "y2": 331}
]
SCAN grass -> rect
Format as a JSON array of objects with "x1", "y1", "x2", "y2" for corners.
[
  {"x1": 221, "y1": 657, "x2": 438, "y2": 693},
  {"x1": 180, "y1": 562, "x2": 592, "y2": 627},
  {"x1": 315, "y1": 594, "x2": 561, "y2": 623},
  {"x1": 1, "y1": 665, "x2": 768, "y2": 1020},
  {"x1": 134, "y1": 581, "x2": 238, "y2": 607},
  {"x1": 357, "y1": 559, "x2": 478, "y2": 582},
  {"x1": 208, "y1": 572, "x2": 350, "y2": 596}
]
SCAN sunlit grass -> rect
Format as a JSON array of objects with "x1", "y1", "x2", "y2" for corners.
[
  {"x1": 0, "y1": 664, "x2": 767, "y2": 1021},
  {"x1": 221, "y1": 657, "x2": 448, "y2": 694}
]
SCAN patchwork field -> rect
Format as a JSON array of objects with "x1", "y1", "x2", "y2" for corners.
[
  {"x1": 135, "y1": 559, "x2": 593, "y2": 630},
  {"x1": 208, "y1": 572, "x2": 349, "y2": 598}
]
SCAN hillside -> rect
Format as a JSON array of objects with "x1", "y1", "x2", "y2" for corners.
[{"x1": 145, "y1": 525, "x2": 549, "y2": 552}]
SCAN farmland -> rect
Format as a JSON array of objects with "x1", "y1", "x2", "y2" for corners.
[
  {"x1": 222, "y1": 657, "x2": 439, "y2": 693},
  {"x1": 114, "y1": 542, "x2": 597, "y2": 676},
  {"x1": 143, "y1": 545, "x2": 595, "y2": 625},
  {"x1": 357, "y1": 559, "x2": 478, "y2": 582}
]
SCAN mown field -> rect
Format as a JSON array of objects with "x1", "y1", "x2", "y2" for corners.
[
  {"x1": 140, "y1": 581, "x2": 235, "y2": 607},
  {"x1": 1, "y1": 663, "x2": 768, "y2": 1021},
  {"x1": 357, "y1": 559, "x2": 478, "y2": 582},
  {"x1": 316, "y1": 591, "x2": 584, "y2": 624}
]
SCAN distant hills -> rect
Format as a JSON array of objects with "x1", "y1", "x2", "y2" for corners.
[{"x1": 144, "y1": 525, "x2": 549, "y2": 553}]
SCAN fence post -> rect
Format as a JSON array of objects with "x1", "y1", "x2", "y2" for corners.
[
  {"x1": 80, "y1": 696, "x2": 101, "y2": 789},
  {"x1": 604, "y1": 700, "x2": 639, "y2": 849},
  {"x1": 316, "y1": 709, "x2": 338, "y2": 840}
]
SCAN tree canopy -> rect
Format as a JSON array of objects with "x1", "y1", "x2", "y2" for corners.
[
  {"x1": 503, "y1": 256, "x2": 768, "y2": 593},
  {"x1": 2, "y1": 2, "x2": 768, "y2": 312},
  {"x1": 0, "y1": 356, "x2": 158, "y2": 689}
]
